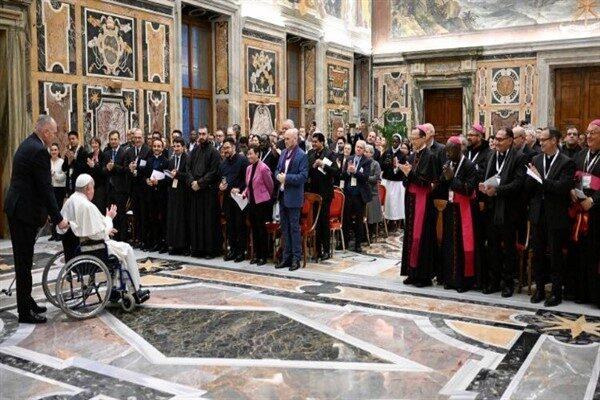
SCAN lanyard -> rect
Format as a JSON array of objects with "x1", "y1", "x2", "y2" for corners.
[
  {"x1": 175, "y1": 156, "x2": 180, "y2": 171},
  {"x1": 495, "y1": 148, "x2": 510, "y2": 175},
  {"x1": 453, "y1": 155, "x2": 465, "y2": 177},
  {"x1": 467, "y1": 150, "x2": 479, "y2": 163},
  {"x1": 261, "y1": 149, "x2": 271, "y2": 162},
  {"x1": 584, "y1": 150, "x2": 600, "y2": 173},
  {"x1": 543, "y1": 151, "x2": 559, "y2": 179}
]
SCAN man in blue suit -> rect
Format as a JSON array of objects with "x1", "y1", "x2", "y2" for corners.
[
  {"x1": 275, "y1": 128, "x2": 308, "y2": 271},
  {"x1": 4, "y1": 115, "x2": 69, "y2": 323}
]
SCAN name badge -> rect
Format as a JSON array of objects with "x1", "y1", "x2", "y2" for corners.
[
  {"x1": 350, "y1": 177, "x2": 357, "y2": 187},
  {"x1": 339, "y1": 180, "x2": 345, "y2": 189},
  {"x1": 139, "y1": 159, "x2": 147, "y2": 167},
  {"x1": 448, "y1": 190, "x2": 454, "y2": 202},
  {"x1": 172, "y1": 179, "x2": 178, "y2": 189},
  {"x1": 582, "y1": 174, "x2": 592, "y2": 189}
]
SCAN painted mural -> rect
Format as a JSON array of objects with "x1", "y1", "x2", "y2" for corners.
[
  {"x1": 38, "y1": 82, "x2": 77, "y2": 151},
  {"x1": 327, "y1": 64, "x2": 350, "y2": 105},
  {"x1": 247, "y1": 47, "x2": 277, "y2": 95},
  {"x1": 248, "y1": 102, "x2": 277, "y2": 136},
  {"x1": 84, "y1": 8, "x2": 135, "y2": 79},
  {"x1": 389, "y1": 0, "x2": 600, "y2": 39},
  {"x1": 145, "y1": 90, "x2": 169, "y2": 135}
]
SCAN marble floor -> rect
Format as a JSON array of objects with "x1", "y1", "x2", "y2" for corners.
[{"x1": 1, "y1": 237, "x2": 599, "y2": 399}]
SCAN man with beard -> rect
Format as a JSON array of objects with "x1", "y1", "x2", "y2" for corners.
[
  {"x1": 479, "y1": 127, "x2": 526, "y2": 297},
  {"x1": 466, "y1": 124, "x2": 491, "y2": 173},
  {"x1": 219, "y1": 138, "x2": 250, "y2": 262},
  {"x1": 307, "y1": 132, "x2": 339, "y2": 260},
  {"x1": 561, "y1": 126, "x2": 582, "y2": 159},
  {"x1": 124, "y1": 129, "x2": 150, "y2": 248},
  {"x1": 186, "y1": 127, "x2": 222, "y2": 258},
  {"x1": 440, "y1": 136, "x2": 480, "y2": 292},
  {"x1": 166, "y1": 137, "x2": 190, "y2": 255},
  {"x1": 400, "y1": 126, "x2": 439, "y2": 287},
  {"x1": 380, "y1": 133, "x2": 407, "y2": 232},
  {"x1": 102, "y1": 130, "x2": 129, "y2": 241},
  {"x1": 366, "y1": 131, "x2": 381, "y2": 161}
]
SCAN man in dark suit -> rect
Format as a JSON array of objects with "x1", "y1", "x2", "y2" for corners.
[
  {"x1": 307, "y1": 132, "x2": 339, "y2": 260},
  {"x1": 275, "y1": 128, "x2": 308, "y2": 271},
  {"x1": 4, "y1": 115, "x2": 69, "y2": 323},
  {"x1": 124, "y1": 128, "x2": 151, "y2": 248},
  {"x1": 366, "y1": 131, "x2": 381, "y2": 161},
  {"x1": 62, "y1": 130, "x2": 88, "y2": 194},
  {"x1": 479, "y1": 127, "x2": 526, "y2": 297},
  {"x1": 341, "y1": 140, "x2": 372, "y2": 253},
  {"x1": 102, "y1": 130, "x2": 129, "y2": 241},
  {"x1": 526, "y1": 127, "x2": 575, "y2": 307},
  {"x1": 561, "y1": 126, "x2": 582, "y2": 159}
]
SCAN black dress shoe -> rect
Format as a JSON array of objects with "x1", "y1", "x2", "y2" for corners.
[
  {"x1": 289, "y1": 260, "x2": 301, "y2": 271},
  {"x1": 18, "y1": 311, "x2": 46, "y2": 324},
  {"x1": 414, "y1": 279, "x2": 432, "y2": 288},
  {"x1": 249, "y1": 258, "x2": 259, "y2": 264},
  {"x1": 234, "y1": 254, "x2": 245, "y2": 263},
  {"x1": 501, "y1": 287, "x2": 514, "y2": 298},
  {"x1": 456, "y1": 286, "x2": 470, "y2": 293},
  {"x1": 276, "y1": 260, "x2": 291, "y2": 269},
  {"x1": 530, "y1": 290, "x2": 545, "y2": 304},
  {"x1": 544, "y1": 294, "x2": 562, "y2": 307},
  {"x1": 320, "y1": 252, "x2": 332, "y2": 261},
  {"x1": 403, "y1": 276, "x2": 415, "y2": 285},
  {"x1": 30, "y1": 303, "x2": 47, "y2": 314},
  {"x1": 223, "y1": 252, "x2": 235, "y2": 261},
  {"x1": 354, "y1": 246, "x2": 363, "y2": 254},
  {"x1": 204, "y1": 254, "x2": 215, "y2": 260},
  {"x1": 158, "y1": 247, "x2": 168, "y2": 254},
  {"x1": 256, "y1": 259, "x2": 267, "y2": 266},
  {"x1": 133, "y1": 289, "x2": 150, "y2": 304},
  {"x1": 482, "y1": 285, "x2": 500, "y2": 295}
]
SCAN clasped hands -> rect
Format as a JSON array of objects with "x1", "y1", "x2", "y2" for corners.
[
  {"x1": 478, "y1": 182, "x2": 497, "y2": 197},
  {"x1": 277, "y1": 173, "x2": 286, "y2": 184}
]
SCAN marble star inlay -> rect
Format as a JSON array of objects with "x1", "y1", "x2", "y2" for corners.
[
  {"x1": 541, "y1": 314, "x2": 600, "y2": 339},
  {"x1": 137, "y1": 259, "x2": 164, "y2": 273}
]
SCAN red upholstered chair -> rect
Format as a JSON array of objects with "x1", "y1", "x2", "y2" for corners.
[
  {"x1": 265, "y1": 220, "x2": 281, "y2": 262},
  {"x1": 300, "y1": 193, "x2": 322, "y2": 268},
  {"x1": 329, "y1": 187, "x2": 345, "y2": 252}
]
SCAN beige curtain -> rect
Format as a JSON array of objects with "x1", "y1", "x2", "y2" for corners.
[{"x1": 0, "y1": 25, "x2": 32, "y2": 236}]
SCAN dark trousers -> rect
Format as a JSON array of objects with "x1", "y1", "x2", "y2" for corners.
[
  {"x1": 8, "y1": 218, "x2": 39, "y2": 316},
  {"x1": 130, "y1": 186, "x2": 145, "y2": 244},
  {"x1": 280, "y1": 203, "x2": 301, "y2": 263},
  {"x1": 224, "y1": 195, "x2": 247, "y2": 256},
  {"x1": 248, "y1": 201, "x2": 271, "y2": 259},
  {"x1": 315, "y1": 197, "x2": 332, "y2": 255},
  {"x1": 51, "y1": 187, "x2": 66, "y2": 238},
  {"x1": 143, "y1": 191, "x2": 167, "y2": 248},
  {"x1": 486, "y1": 223, "x2": 517, "y2": 289},
  {"x1": 532, "y1": 220, "x2": 567, "y2": 297},
  {"x1": 343, "y1": 194, "x2": 366, "y2": 249},
  {"x1": 106, "y1": 191, "x2": 128, "y2": 242}
]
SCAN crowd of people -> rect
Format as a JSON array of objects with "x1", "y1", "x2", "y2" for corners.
[{"x1": 33, "y1": 116, "x2": 600, "y2": 311}]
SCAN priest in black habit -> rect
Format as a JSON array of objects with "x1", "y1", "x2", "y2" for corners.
[
  {"x1": 400, "y1": 126, "x2": 439, "y2": 287},
  {"x1": 166, "y1": 137, "x2": 190, "y2": 255},
  {"x1": 440, "y1": 136, "x2": 480, "y2": 292},
  {"x1": 570, "y1": 120, "x2": 600, "y2": 307},
  {"x1": 186, "y1": 127, "x2": 222, "y2": 259}
]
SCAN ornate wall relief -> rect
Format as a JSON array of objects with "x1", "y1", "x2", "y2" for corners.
[
  {"x1": 372, "y1": 66, "x2": 412, "y2": 130},
  {"x1": 248, "y1": 102, "x2": 277, "y2": 136},
  {"x1": 84, "y1": 86, "x2": 138, "y2": 148},
  {"x1": 474, "y1": 58, "x2": 537, "y2": 136},
  {"x1": 216, "y1": 99, "x2": 229, "y2": 131},
  {"x1": 37, "y1": 0, "x2": 75, "y2": 74},
  {"x1": 84, "y1": 8, "x2": 136, "y2": 79},
  {"x1": 247, "y1": 47, "x2": 277, "y2": 95},
  {"x1": 142, "y1": 21, "x2": 169, "y2": 83},
  {"x1": 215, "y1": 21, "x2": 229, "y2": 95},
  {"x1": 327, "y1": 63, "x2": 350, "y2": 105},
  {"x1": 383, "y1": 71, "x2": 408, "y2": 109},
  {"x1": 328, "y1": 108, "x2": 349, "y2": 133},
  {"x1": 304, "y1": 45, "x2": 316, "y2": 105},
  {"x1": 38, "y1": 82, "x2": 77, "y2": 151},
  {"x1": 145, "y1": 90, "x2": 169, "y2": 135}
]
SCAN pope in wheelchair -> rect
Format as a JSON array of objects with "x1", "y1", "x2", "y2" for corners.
[{"x1": 57, "y1": 174, "x2": 150, "y2": 306}]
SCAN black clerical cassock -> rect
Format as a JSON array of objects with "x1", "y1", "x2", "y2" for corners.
[
  {"x1": 166, "y1": 152, "x2": 190, "y2": 254},
  {"x1": 142, "y1": 151, "x2": 169, "y2": 251},
  {"x1": 401, "y1": 146, "x2": 438, "y2": 287},
  {"x1": 186, "y1": 141, "x2": 221, "y2": 258},
  {"x1": 440, "y1": 155, "x2": 480, "y2": 292}
]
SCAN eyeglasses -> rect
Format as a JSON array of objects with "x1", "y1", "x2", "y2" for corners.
[
  {"x1": 539, "y1": 136, "x2": 553, "y2": 143},
  {"x1": 495, "y1": 136, "x2": 509, "y2": 142}
]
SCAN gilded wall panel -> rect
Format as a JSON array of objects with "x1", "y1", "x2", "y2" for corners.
[
  {"x1": 372, "y1": 66, "x2": 412, "y2": 130},
  {"x1": 304, "y1": 45, "x2": 316, "y2": 105},
  {"x1": 328, "y1": 108, "x2": 349, "y2": 134},
  {"x1": 37, "y1": 0, "x2": 75, "y2": 74},
  {"x1": 215, "y1": 21, "x2": 229, "y2": 95},
  {"x1": 38, "y1": 82, "x2": 77, "y2": 151},
  {"x1": 145, "y1": 90, "x2": 169, "y2": 135},
  {"x1": 327, "y1": 63, "x2": 350, "y2": 105},
  {"x1": 143, "y1": 21, "x2": 169, "y2": 83}
]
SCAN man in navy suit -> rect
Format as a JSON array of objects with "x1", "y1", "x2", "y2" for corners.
[
  {"x1": 4, "y1": 115, "x2": 69, "y2": 323},
  {"x1": 275, "y1": 128, "x2": 308, "y2": 271}
]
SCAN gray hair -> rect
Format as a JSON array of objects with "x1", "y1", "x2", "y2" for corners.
[
  {"x1": 283, "y1": 119, "x2": 295, "y2": 129},
  {"x1": 365, "y1": 144, "x2": 375, "y2": 154},
  {"x1": 35, "y1": 115, "x2": 56, "y2": 132}
]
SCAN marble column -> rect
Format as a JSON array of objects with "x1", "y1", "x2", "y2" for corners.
[
  {"x1": 229, "y1": 8, "x2": 243, "y2": 125},
  {"x1": 172, "y1": 0, "x2": 183, "y2": 130},
  {"x1": 315, "y1": 40, "x2": 326, "y2": 134}
]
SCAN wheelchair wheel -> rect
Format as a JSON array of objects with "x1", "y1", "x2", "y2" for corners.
[
  {"x1": 121, "y1": 293, "x2": 135, "y2": 312},
  {"x1": 55, "y1": 255, "x2": 112, "y2": 319},
  {"x1": 42, "y1": 250, "x2": 65, "y2": 308}
]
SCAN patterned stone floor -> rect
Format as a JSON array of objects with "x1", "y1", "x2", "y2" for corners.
[{"x1": 0, "y1": 237, "x2": 599, "y2": 399}]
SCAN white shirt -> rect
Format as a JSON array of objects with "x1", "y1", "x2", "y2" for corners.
[{"x1": 51, "y1": 158, "x2": 66, "y2": 188}]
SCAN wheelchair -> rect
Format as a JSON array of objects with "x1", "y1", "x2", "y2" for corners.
[{"x1": 41, "y1": 230, "x2": 139, "y2": 319}]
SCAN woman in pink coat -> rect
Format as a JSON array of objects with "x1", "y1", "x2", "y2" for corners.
[{"x1": 235, "y1": 146, "x2": 274, "y2": 265}]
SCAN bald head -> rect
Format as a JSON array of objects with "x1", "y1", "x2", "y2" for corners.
[{"x1": 284, "y1": 128, "x2": 299, "y2": 149}]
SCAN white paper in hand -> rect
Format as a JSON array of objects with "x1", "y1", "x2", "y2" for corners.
[
  {"x1": 482, "y1": 175, "x2": 500, "y2": 188},
  {"x1": 150, "y1": 170, "x2": 165, "y2": 181},
  {"x1": 526, "y1": 167, "x2": 542, "y2": 184}
]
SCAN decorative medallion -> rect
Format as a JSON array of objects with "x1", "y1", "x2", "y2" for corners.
[
  {"x1": 84, "y1": 8, "x2": 135, "y2": 79},
  {"x1": 520, "y1": 311, "x2": 600, "y2": 345},
  {"x1": 327, "y1": 64, "x2": 350, "y2": 105},
  {"x1": 491, "y1": 68, "x2": 520, "y2": 104},
  {"x1": 247, "y1": 47, "x2": 277, "y2": 95}
]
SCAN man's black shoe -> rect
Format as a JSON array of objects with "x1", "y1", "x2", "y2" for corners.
[
  {"x1": 256, "y1": 259, "x2": 267, "y2": 266},
  {"x1": 250, "y1": 258, "x2": 259, "y2": 264},
  {"x1": 501, "y1": 287, "x2": 514, "y2": 298},
  {"x1": 403, "y1": 276, "x2": 415, "y2": 285},
  {"x1": 158, "y1": 247, "x2": 168, "y2": 254},
  {"x1": 415, "y1": 279, "x2": 432, "y2": 288},
  {"x1": 530, "y1": 290, "x2": 545, "y2": 304},
  {"x1": 223, "y1": 252, "x2": 235, "y2": 261},
  {"x1": 18, "y1": 311, "x2": 46, "y2": 324},
  {"x1": 289, "y1": 260, "x2": 301, "y2": 271},
  {"x1": 276, "y1": 260, "x2": 291, "y2": 269},
  {"x1": 354, "y1": 246, "x2": 363, "y2": 254},
  {"x1": 204, "y1": 254, "x2": 215, "y2": 260},
  {"x1": 544, "y1": 294, "x2": 562, "y2": 307},
  {"x1": 30, "y1": 303, "x2": 47, "y2": 314},
  {"x1": 482, "y1": 285, "x2": 500, "y2": 294},
  {"x1": 234, "y1": 254, "x2": 245, "y2": 263},
  {"x1": 320, "y1": 252, "x2": 332, "y2": 261}
]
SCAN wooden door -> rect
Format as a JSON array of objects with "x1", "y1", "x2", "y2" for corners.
[
  {"x1": 555, "y1": 66, "x2": 600, "y2": 134},
  {"x1": 423, "y1": 88, "x2": 463, "y2": 143}
]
